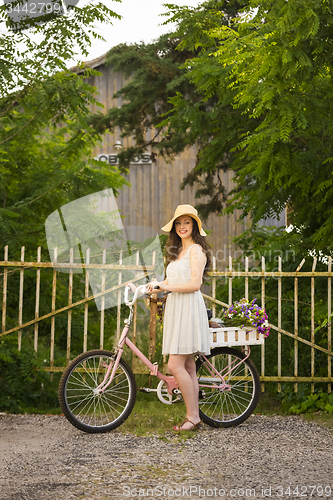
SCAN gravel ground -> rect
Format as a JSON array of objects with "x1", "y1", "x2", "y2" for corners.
[{"x1": 0, "y1": 413, "x2": 332, "y2": 500}]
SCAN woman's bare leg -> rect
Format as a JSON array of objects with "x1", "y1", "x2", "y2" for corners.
[
  {"x1": 168, "y1": 354, "x2": 200, "y2": 430},
  {"x1": 185, "y1": 355, "x2": 199, "y2": 402}
]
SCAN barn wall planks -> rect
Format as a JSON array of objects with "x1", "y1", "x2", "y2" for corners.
[{"x1": 82, "y1": 55, "x2": 247, "y2": 267}]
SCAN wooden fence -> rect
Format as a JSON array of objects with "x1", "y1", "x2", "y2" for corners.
[
  {"x1": 1, "y1": 246, "x2": 332, "y2": 392},
  {"x1": 207, "y1": 255, "x2": 332, "y2": 393}
]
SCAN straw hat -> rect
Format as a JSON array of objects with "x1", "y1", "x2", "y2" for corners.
[{"x1": 161, "y1": 204, "x2": 207, "y2": 236}]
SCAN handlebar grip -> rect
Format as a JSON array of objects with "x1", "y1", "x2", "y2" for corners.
[
  {"x1": 153, "y1": 285, "x2": 160, "y2": 290},
  {"x1": 124, "y1": 283, "x2": 148, "y2": 306}
]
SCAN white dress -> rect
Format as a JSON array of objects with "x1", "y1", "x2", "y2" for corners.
[{"x1": 162, "y1": 244, "x2": 211, "y2": 355}]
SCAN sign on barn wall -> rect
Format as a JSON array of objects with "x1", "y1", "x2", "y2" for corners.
[{"x1": 96, "y1": 154, "x2": 152, "y2": 165}]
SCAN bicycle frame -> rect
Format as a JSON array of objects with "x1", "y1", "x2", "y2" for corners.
[
  {"x1": 95, "y1": 323, "x2": 179, "y2": 396},
  {"x1": 95, "y1": 284, "x2": 251, "y2": 399},
  {"x1": 197, "y1": 347, "x2": 251, "y2": 392}
]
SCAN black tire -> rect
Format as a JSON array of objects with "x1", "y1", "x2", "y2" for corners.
[
  {"x1": 58, "y1": 350, "x2": 137, "y2": 433},
  {"x1": 196, "y1": 347, "x2": 260, "y2": 428}
]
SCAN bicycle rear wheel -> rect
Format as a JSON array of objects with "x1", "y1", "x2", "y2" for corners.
[
  {"x1": 58, "y1": 350, "x2": 136, "y2": 433},
  {"x1": 196, "y1": 347, "x2": 260, "y2": 428}
]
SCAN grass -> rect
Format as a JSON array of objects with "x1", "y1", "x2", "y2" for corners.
[
  {"x1": 255, "y1": 391, "x2": 333, "y2": 433},
  {"x1": 301, "y1": 412, "x2": 333, "y2": 432},
  {"x1": 255, "y1": 391, "x2": 286, "y2": 416},
  {"x1": 116, "y1": 391, "x2": 197, "y2": 440},
  {"x1": 3, "y1": 381, "x2": 333, "y2": 438}
]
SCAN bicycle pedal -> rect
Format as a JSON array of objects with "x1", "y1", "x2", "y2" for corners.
[
  {"x1": 139, "y1": 387, "x2": 152, "y2": 393},
  {"x1": 174, "y1": 395, "x2": 184, "y2": 403}
]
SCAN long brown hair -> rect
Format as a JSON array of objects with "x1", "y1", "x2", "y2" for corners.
[{"x1": 164, "y1": 217, "x2": 212, "y2": 280}]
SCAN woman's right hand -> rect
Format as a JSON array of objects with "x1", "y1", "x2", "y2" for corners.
[{"x1": 146, "y1": 281, "x2": 161, "y2": 294}]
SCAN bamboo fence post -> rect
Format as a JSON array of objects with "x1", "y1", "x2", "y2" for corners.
[
  {"x1": 294, "y1": 258, "x2": 305, "y2": 393},
  {"x1": 129, "y1": 250, "x2": 141, "y2": 373},
  {"x1": 278, "y1": 256, "x2": 282, "y2": 392},
  {"x1": 245, "y1": 256, "x2": 249, "y2": 301},
  {"x1": 328, "y1": 256, "x2": 332, "y2": 394},
  {"x1": 116, "y1": 250, "x2": 123, "y2": 342},
  {"x1": 294, "y1": 269, "x2": 298, "y2": 394},
  {"x1": 227, "y1": 255, "x2": 233, "y2": 370},
  {"x1": 18, "y1": 246, "x2": 25, "y2": 351},
  {"x1": 132, "y1": 250, "x2": 140, "y2": 347},
  {"x1": 163, "y1": 256, "x2": 168, "y2": 374},
  {"x1": 311, "y1": 257, "x2": 317, "y2": 393},
  {"x1": 2, "y1": 246, "x2": 8, "y2": 335},
  {"x1": 261, "y1": 256, "x2": 265, "y2": 392},
  {"x1": 228, "y1": 256, "x2": 232, "y2": 305},
  {"x1": 212, "y1": 256, "x2": 216, "y2": 318},
  {"x1": 100, "y1": 249, "x2": 106, "y2": 350},
  {"x1": 50, "y1": 248, "x2": 57, "y2": 379},
  {"x1": 83, "y1": 248, "x2": 90, "y2": 353},
  {"x1": 244, "y1": 256, "x2": 249, "y2": 385},
  {"x1": 149, "y1": 251, "x2": 157, "y2": 363},
  {"x1": 34, "y1": 247, "x2": 41, "y2": 352},
  {"x1": 66, "y1": 248, "x2": 74, "y2": 366}
]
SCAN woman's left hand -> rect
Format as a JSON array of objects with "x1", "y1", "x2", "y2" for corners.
[{"x1": 146, "y1": 281, "x2": 161, "y2": 294}]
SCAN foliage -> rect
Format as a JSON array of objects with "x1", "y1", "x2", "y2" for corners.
[
  {"x1": 0, "y1": 0, "x2": 127, "y2": 257},
  {"x1": 0, "y1": 0, "x2": 120, "y2": 102},
  {"x1": 277, "y1": 384, "x2": 333, "y2": 415},
  {"x1": 92, "y1": 0, "x2": 333, "y2": 253},
  {"x1": 219, "y1": 298, "x2": 270, "y2": 337},
  {"x1": 213, "y1": 226, "x2": 330, "y2": 386},
  {"x1": 0, "y1": 335, "x2": 59, "y2": 413},
  {"x1": 289, "y1": 392, "x2": 333, "y2": 415},
  {"x1": 0, "y1": 73, "x2": 128, "y2": 256},
  {"x1": 163, "y1": 0, "x2": 333, "y2": 253},
  {"x1": 314, "y1": 312, "x2": 333, "y2": 335},
  {"x1": 0, "y1": 1, "x2": 129, "y2": 405}
]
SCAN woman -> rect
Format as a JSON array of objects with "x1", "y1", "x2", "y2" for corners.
[{"x1": 146, "y1": 204, "x2": 211, "y2": 431}]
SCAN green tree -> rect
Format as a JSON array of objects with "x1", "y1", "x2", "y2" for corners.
[
  {"x1": 163, "y1": 0, "x2": 333, "y2": 253},
  {"x1": 0, "y1": 1, "x2": 127, "y2": 362},
  {"x1": 0, "y1": 0, "x2": 127, "y2": 253},
  {"x1": 91, "y1": 0, "x2": 333, "y2": 254},
  {"x1": 0, "y1": 72, "x2": 127, "y2": 253},
  {"x1": 0, "y1": 1, "x2": 120, "y2": 103}
]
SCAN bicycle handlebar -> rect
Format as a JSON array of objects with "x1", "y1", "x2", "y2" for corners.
[
  {"x1": 124, "y1": 284, "x2": 164, "y2": 307},
  {"x1": 124, "y1": 284, "x2": 147, "y2": 306}
]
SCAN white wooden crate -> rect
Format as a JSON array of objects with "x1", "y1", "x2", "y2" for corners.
[{"x1": 209, "y1": 327, "x2": 264, "y2": 348}]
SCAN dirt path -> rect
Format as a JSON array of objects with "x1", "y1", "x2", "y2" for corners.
[{"x1": 0, "y1": 413, "x2": 332, "y2": 500}]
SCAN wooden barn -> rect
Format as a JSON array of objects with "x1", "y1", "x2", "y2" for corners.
[{"x1": 74, "y1": 53, "x2": 286, "y2": 269}]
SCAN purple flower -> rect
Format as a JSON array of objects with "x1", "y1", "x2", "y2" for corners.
[{"x1": 218, "y1": 297, "x2": 270, "y2": 337}]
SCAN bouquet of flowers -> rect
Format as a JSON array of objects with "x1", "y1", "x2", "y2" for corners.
[{"x1": 218, "y1": 298, "x2": 270, "y2": 338}]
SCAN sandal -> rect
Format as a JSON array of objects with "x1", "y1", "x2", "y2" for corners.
[{"x1": 173, "y1": 417, "x2": 202, "y2": 432}]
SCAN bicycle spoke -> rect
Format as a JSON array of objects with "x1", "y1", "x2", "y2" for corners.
[
  {"x1": 197, "y1": 348, "x2": 260, "y2": 427},
  {"x1": 60, "y1": 351, "x2": 136, "y2": 432}
]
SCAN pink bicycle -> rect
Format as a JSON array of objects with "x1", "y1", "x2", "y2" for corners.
[{"x1": 58, "y1": 285, "x2": 261, "y2": 433}]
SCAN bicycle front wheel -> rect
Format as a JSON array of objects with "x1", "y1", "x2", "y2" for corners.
[
  {"x1": 196, "y1": 347, "x2": 260, "y2": 428},
  {"x1": 58, "y1": 350, "x2": 137, "y2": 433}
]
